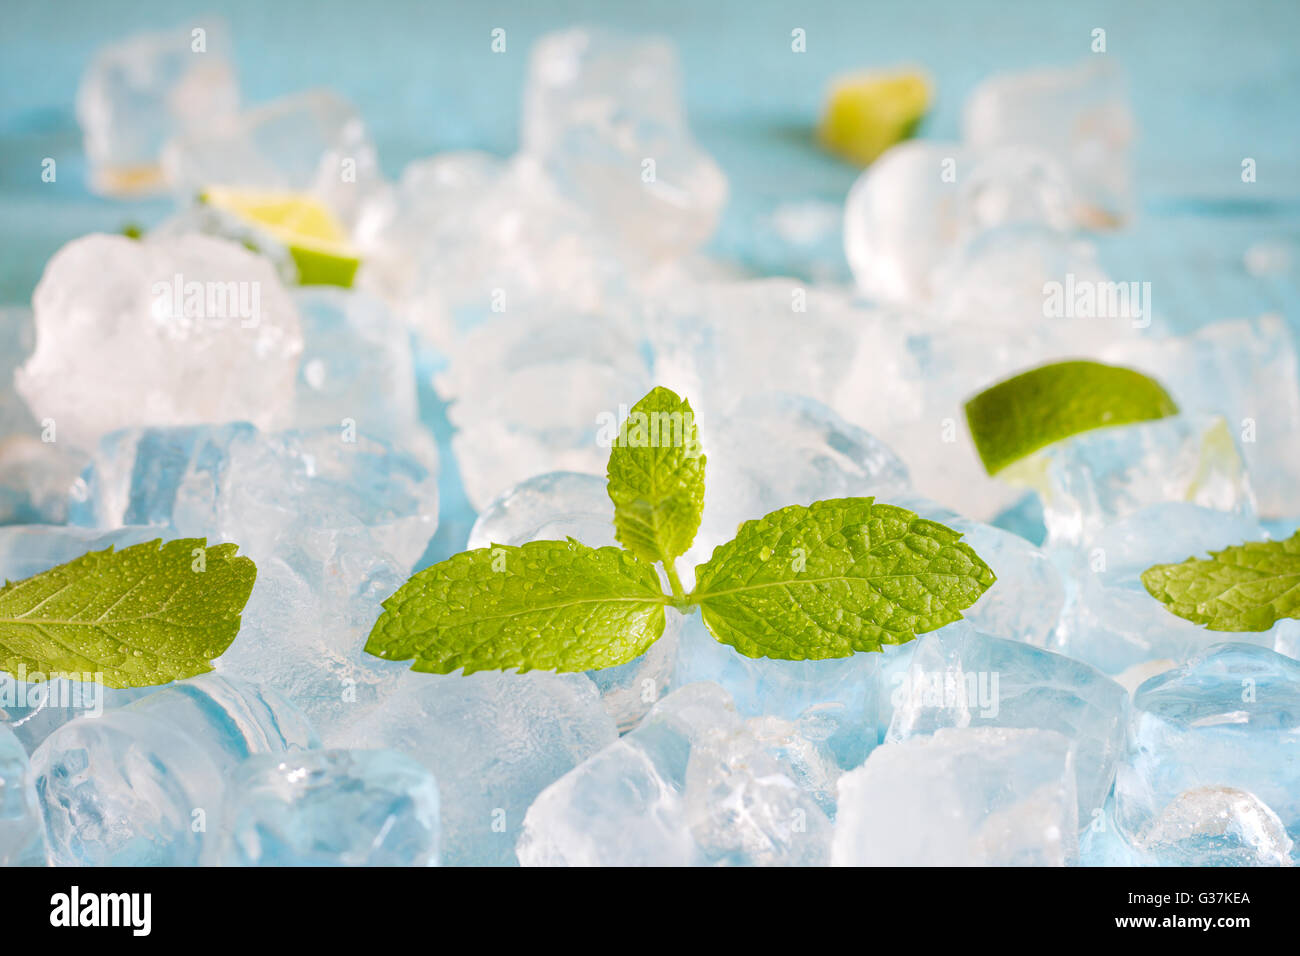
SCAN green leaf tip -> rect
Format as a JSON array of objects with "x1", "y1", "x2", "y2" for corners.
[
  {"x1": 606, "y1": 386, "x2": 706, "y2": 569},
  {"x1": 1141, "y1": 530, "x2": 1300, "y2": 632},
  {"x1": 692, "y1": 497, "x2": 996, "y2": 659},
  {"x1": 0, "y1": 537, "x2": 256, "y2": 689}
]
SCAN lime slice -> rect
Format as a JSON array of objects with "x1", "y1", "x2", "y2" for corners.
[
  {"x1": 818, "y1": 69, "x2": 931, "y2": 166},
  {"x1": 965, "y1": 360, "x2": 1180, "y2": 475},
  {"x1": 200, "y1": 186, "x2": 361, "y2": 288}
]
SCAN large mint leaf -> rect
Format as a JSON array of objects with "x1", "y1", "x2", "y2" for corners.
[
  {"x1": 365, "y1": 539, "x2": 670, "y2": 674},
  {"x1": 606, "y1": 386, "x2": 706, "y2": 566},
  {"x1": 691, "y1": 498, "x2": 995, "y2": 659},
  {"x1": 1141, "y1": 531, "x2": 1300, "y2": 631},
  {"x1": 0, "y1": 538, "x2": 256, "y2": 689}
]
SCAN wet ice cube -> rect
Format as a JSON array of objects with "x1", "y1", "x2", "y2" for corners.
[
  {"x1": 77, "y1": 20, "x2": 239, "y2": 196},
  {"x1": 673, "y1": 614, "x2": 883, "y2": 772},
  {"x1": 963, "y1": 59, "x2": 1134, "y2": 227},
  {"x1": 220, "y1": 749, "x2": 441, "y2": 866},
  {"x1": 0, "y1": 724, "x2": 42, "y2": 865},
  {"x1": 1136, "y1": 786, "x2": 1294, "y2": 867},
  {"x1": 340, "y1": 671, "x2": 617, "y2": 866},
  {"x1": 1029, "y1": 414, "x2": 1254, "y2": 549},
  {"x1": 33, "y1": 674, "x2": 315, "y2": 866},
  {"x1": 833, "y1": 726, "x2": 1078, "y2": 865},
  {"x1": 522, "y1": 28, "x2": 727, "y2": 261},
  {"x1": 517, "y1": 683, "x2": 829, "y2": 866},
  {"x1": 15, "y1": 235, "x2": 303, "y2": 449},
  {"x1": 1114, "y1": 643, "x2": 1300, "y2": 848},
  {"x1": 1054, "y1": 504, "x2": 1283, "y2": 675},
  {"x1": 886, "y1": 623, "x2": 1127, "y2": 823},
  {"x1": 162, "y1": 89, "x2": 382, "y2": 233}
]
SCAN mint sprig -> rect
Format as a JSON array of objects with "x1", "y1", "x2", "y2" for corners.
[
  {"x1": 0, "y1": 538, "x2": 256, "y2": 689},
  {"x1": 1141, "y1": 531, "x2": 1300, "y2": 632},
  {"x1": 366, "y1": 387, "x2": 996, "y2": 673}
]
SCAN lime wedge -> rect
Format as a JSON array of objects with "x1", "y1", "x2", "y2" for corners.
[
  {"x1": 818, "y1": 69, "x2": 931, "y2": 166},
  {"x1": 965, "y1": 360, "x2": 1180, "y2": 475},
  {"x1": 200, "y1": 186, "x2": 361, "y2": 288}
]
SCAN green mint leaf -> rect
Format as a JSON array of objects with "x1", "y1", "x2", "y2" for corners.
[
  {"x1": 1141, "y1": 531, "x2": 1300, "y2": 631},
  {"x1": 691, "y1": 498, "x2": 995, "y2": 659},
  {"x1": 365, "y1": 539, "x2": 669, "y2": 674},
  {"x1": 0, "y1": 538, "x2": 256, "y2": 689},
  {"x1": 606, "y1": 386, "x2": 706, "y2": 567}
]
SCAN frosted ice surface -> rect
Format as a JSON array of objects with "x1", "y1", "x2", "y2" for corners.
[
  {"x1": 220, "y1": 749, "x2": 441, "y2": 866},
  {"x1": 0, "y1": 724, "x2": 42, "y2": 865},
  {"x1": 522, "y1": 28, "x2": 727, "y2": 261},
  {"x1": 15, "y1": 235, "x2": 303, "y2": 449},
  {"x1": 467, "y1": 470, "x2": 680, "y2": 731},
  {"x1": 833, "y1": 727, "x2": 1078, "y2": 865},
  {"x1": 162, "y1": 89, "x2": 382, "y2": 232},
  {"x1": 1114, "y1": 644, "x2": 1300, "y2": 849},
  {"x1": 1028, "y1": 414, "x2": 1255, "y2": 548},
  {"x1": 963, "y1": 59, "x2": 1134, "y2": 227},
  {"x1": 1053, "y1": 504, "x2": 1286, "y2": 675},
  {"x1": 517, "y1": 683, "x2": 831, "y2": 865},
  {"x1": 32, "y1": 674, "x2": 317, "y2": 866},
  {"x1": 886, "y1": 623, "x2": 1127, "y2": 822},
  {"x1": 1137, "y1": 786, "x2": 1294, "y2": 866},
  {"x1": 77, "y1": 20, "x2": 239, "y2": 196},
  {"x1": 437, "y1": 311, "x2": 652, "y2": 511},
  {"x1": 340, "y1": 671, "x2": 617, "y2": 866}
]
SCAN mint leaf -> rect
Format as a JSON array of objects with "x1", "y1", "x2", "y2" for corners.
[
  {"x1": 606, "y1": 386, "x2": 706, "y2": 568},
  {"x1": 1141, "y1": 531, "x2": 1300, "y2": 631},
  {"x1": 691, "y1": 498, "x2": 995, "y2": 659},
  {"x1": 365, "y1": 539, "x2": 670, "y2": 674},
  {"x1": 0, "y1": 538, "x2": 256, "y2": 689}
]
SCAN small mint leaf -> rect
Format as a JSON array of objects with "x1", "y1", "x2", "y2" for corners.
[
  {"x1": 606, "y1": 386, "x2": 706, "y2": 567},
  {"x1": 691, "y1": 498, "x2": 995, "y2": 659},
  {"x1": 0, "y1": 538, "x2": 256, "y2": 689},
  {"x1": 1141, "y1": 531, "x2": 1300, "y2": 631},
  {"x1": 365, "y1": 539, "x2": 669, "y2": 674}
]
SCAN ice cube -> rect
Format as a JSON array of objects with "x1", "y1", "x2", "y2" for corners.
[
  {"x1": 963, "y1": 59, "x2": 1134, "y2": 227},
  {"x1": 32, "y1": 673, "x2": 316, "y2": 865},
  {"x1": 1103, "y1": 315, "x2": 1300, "y2": 519},
  {"x1": 1136, "y1": 786, "x2": 1294, "y2": 866},
  {"x1": 162, "y1": 89, "x2": 382, "y2": 233},
  {"x1": 1114, "y1": 643, "x2": 1300, "y2": 848},
  {"x1": 1054, "y1": 504, "x2": 1285, "y2": 675},
  {"x1": 517, "y1": 683, "x2": 830, "y2": 866},
  {"x1": 76, "y1": 20, "x2": 239, "y2": 196},
  {"x1": 886, "y1": 623, "x2": 1127, "y2": 823},
  {"x1": 522, "y1": 28, "x2": 727, "y2": 261},
  {"x1": 832, "y1": 726, "x2": 1078, "y2": 865},
  {"x1": 15, "y1": 235, "x2": 303, "y2": 449},
  {"x1": 437, "y1": 311, "x2": 652, "y2": 511},
  {"x1": 0, "y1": 724, "x2": 42, "y2": 865},
  {"x1": 673, "y1": 615, "x2": 883, "y2": 772},
  {"x1": 290, "y1": 287, "x2": 429, "y2": 447},
  {"x1": 683, "y1": 391, "x2": 910, "y2": 570},
  {"x1": 339, "y1": 671, "x2": 617, "y2": 866},
  {"x1": 220, "y1": 749, "x2": 441, "y2": 866},
  {"x1": 1028, "y1": 414, "x2": 1255, "y2": 549},
  {"x1": 73, "y1": 423, "x2": 438, "y2": 572}
]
